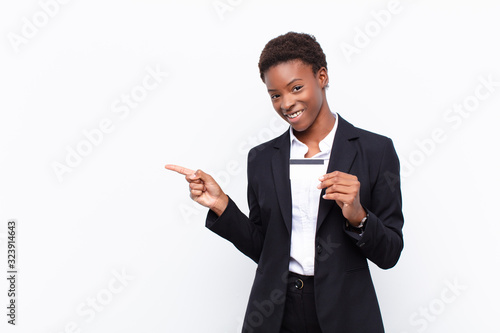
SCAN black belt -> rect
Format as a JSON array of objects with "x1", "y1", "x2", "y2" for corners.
[{"x1": 287, "y1": 272, "x2": 315, "y2": 293}]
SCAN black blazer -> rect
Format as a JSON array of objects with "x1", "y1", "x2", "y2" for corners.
[{"x1": 206, "y1": 114, "x2": 404, "y2": 332}]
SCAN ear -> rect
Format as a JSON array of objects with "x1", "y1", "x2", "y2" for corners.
[{"x1": 317, "y1": 67, "x2": 329, "y2": 89}]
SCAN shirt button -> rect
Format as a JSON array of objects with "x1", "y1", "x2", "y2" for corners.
[{"x1": 317, "y1": 245, "x2": 323, "y2": 254}]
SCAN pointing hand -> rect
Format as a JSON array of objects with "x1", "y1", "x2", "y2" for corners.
[{"x1": 165, "y1": 164, "x2": 229, "y2": 216}]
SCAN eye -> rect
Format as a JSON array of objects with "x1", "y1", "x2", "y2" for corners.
[
  {"x1": 292, "y1": 85, "x2": 303, "y2": 92},
  {"x1": 270, "y1": 94, "x2": 280, "y2": 100}
]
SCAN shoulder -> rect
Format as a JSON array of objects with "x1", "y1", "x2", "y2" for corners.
[
  {"x1": 247, "y1": 129, "x2": 289, "y2": 164},
  {"x1": 339, "y1": 115, "x2": 394, "y2": 149},
  {"x1": 356, "y1": 126, "x2": 394, "y2": 149},
  {"x1": 338, "y1": 115, "x2": 399, "y2": 172}
]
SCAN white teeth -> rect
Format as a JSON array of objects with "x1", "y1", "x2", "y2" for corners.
[{"x1": 287, "y1": 110, "x2": 303, "y2": 119}]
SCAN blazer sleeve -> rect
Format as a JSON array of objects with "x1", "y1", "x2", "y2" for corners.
[
  {"x1": 205, "y1": 149, "x2": 264, "y2": 264},
  {"x1": 344, "y1": 138, "x2": 404, "y2": 269}
]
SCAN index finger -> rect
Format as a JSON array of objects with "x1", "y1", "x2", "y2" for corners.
[
  {"x1": 319, "y1": 170, "x2": 341, "y2": 181},
  {"x1": 165, "y1": 164, "x2": 195, "y2": 176},
  {"x1": 319, "y1": 170, "x2": 355, "y2": 181}
]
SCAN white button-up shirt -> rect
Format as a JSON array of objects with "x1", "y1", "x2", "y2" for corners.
[{"x1": 288, "y1": 111, "x2": 338, "y2": 276}]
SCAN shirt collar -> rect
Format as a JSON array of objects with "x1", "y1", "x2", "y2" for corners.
[{"x1": 289, "y1": 111, "x2": 338, "y2": 159}]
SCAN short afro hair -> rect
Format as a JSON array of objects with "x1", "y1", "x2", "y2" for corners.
[{"x1": 258, "y1": 32, "x2": 327, "y2": 82}]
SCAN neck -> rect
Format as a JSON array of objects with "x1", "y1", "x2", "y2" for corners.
[{"x1": 293, "y1": 102, "x2": 336, "y2": 145}]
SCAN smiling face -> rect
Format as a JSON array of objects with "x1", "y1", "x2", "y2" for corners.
[{"x1": 263, "y1": 60, "x2": 330, "y2": 135}]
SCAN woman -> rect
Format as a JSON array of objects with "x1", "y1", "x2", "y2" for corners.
[{"x1": 166, "y1": 32, "x2": 404, "y2": 333}]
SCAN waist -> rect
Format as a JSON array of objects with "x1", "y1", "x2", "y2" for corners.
[{"x1": 286, "y1": 271, "x2": 315, "y2": 293}]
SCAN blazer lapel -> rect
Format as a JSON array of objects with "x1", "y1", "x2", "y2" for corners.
[
  {"x1": 317, "y1": 115, "x2": 359, "y2": 231},
  {"x1": 271, "y1": 130, "x2": 293, "y2": 235}
]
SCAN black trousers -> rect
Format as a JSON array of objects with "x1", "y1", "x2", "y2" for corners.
[{"x1": 280, "y1": 272, "x2": 322, "y2": 333}]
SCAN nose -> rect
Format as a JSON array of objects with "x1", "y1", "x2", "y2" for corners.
[{"x1": 281, "y1": 94, "x2": 295, "y2": 112}]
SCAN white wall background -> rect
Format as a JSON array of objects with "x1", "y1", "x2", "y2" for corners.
[{"x1": 1, "y1": 1, "x2": 499, "y2": 332}]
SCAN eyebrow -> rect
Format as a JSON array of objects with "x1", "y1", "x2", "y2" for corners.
[{"x1": 267, "y1": 78, "x2": 303, "y2": 92}]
